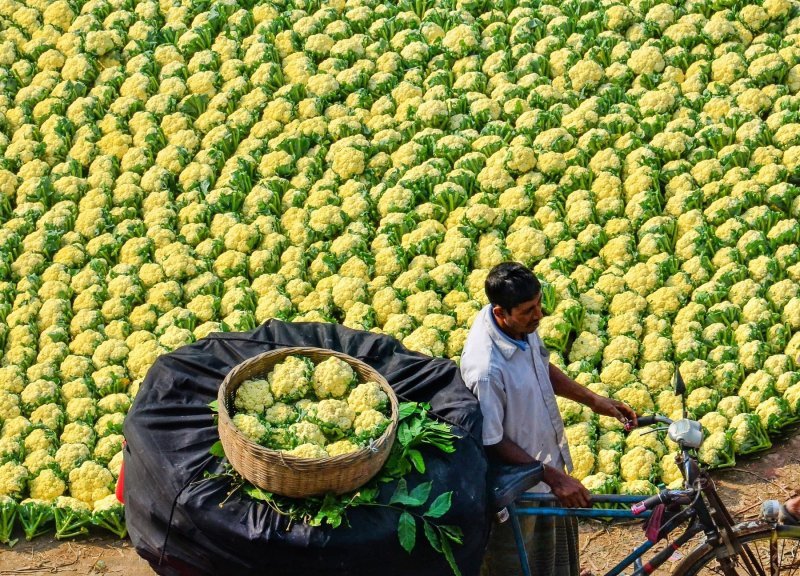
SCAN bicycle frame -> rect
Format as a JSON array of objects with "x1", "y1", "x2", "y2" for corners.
[
  {"x1": 509, "y1": 494, "x2": 658, "y2": 576},
  {"x1": 507, "y1": 469, "x2": 771, "y2": 576}
]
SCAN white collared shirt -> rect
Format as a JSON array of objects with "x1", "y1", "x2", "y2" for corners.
[{"x1": 460, "y1": 305, "x2": 572, "y2": 491}]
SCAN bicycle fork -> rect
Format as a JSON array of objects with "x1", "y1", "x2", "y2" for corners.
[{"x1": 703, "y1": 483, "x2": 769, "y2": 576}]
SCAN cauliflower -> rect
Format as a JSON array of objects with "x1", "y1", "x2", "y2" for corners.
[
  {"x1": 565, "y1": 422, "x2": 596, "y2": 449},
  {"x1": 686, "y1": 387, "x2": 721, "y2": 419},
  {"x1": 94, "y1": 434, "x2": 124, "y2": 465},
  {"x1": 313, "y1": 357, "x2": 356, "y2": 399},
  {"x1": 348, "y1": 382, "x2": 389, "y2": 414},
  {"x1": 326, "y1": 440, "x2": 360, "y2": 456},
  {"x1": 625, "y1": 427, "x2": 666, "y2": 458},
  {"x1": 569, "y1": 332, "x2": 604, "y2": 365},
  {"x1": 716, "y1": 396, "x2": 748, "y2": 421},
  {"x1": 264, "y1": 403, "x2": 296, "y2": 426},
  {"x1": 569, "y1": 444, "x2": 595, "y2": 481},
  {"x1": 353, "y1": 408, "x2": 390, "y2": 438},
  {"x1": 309, "y1": 399, "x2": 356, "y2": 438},
  {"x1": 234, "y1": 378, "x2": 274, "y2": 415},
  {"x1": 61, "y1": 422, "x2": 97, "y2": 447},
  {"x1": 288, "y1": 421, "x2": 327, "y2": 446},
  {"x1": 599, "y1": 360, "x2": 637, "y2": 393},
  {"x1": 755, "y1": 396, "x2": 794, "y2": 434},
  {"x1": 66, "y1": 397, "x2": 97, "y2": 424},
  {"x1": 30, "y1": 468, "x2": 67, "y2": 501},
  {"x1": 639, "y1": 361, "x2": 674, "y2": 394},
  {"x1": 660, "y1": 453, "x2": 684, "y2": 489},
  {"x1": 269, "y1": 356, "x2": 312, "y2": 402},
  {"x1": 620, "y1": 446, "x2": 659, "y2": 482},
  {"x1": 23, "y1": 449, "x2": 56, "y2": 476},
  {"x1": 232, "y1": 413, "x2": 267, "y2": 443},
  {"x1": 729, "y1": 413, "x2": 772, "y2": 455},
  {"x1": 68, "y1": 460, "x2": 114, "y2": 506},
  {"x1": 0, "y1": 461, "x2": 29, "y2": 497},
  {"x1": 54, "y1": 442, "x2": 92, "y2": 475},
  {"x1": 699, "y1": 412, "x2": 729, "y2": 435},
  {"x1": 96, "y1": 393, "x2": 131, "y2": 416},
  {"x1": 24, "y1": 428, "x2": 57, "y2": 453},
  {"x1": 285, "y1": 443, "x2": 329, "y2": 459},
  {"x1": 738, "y1": 371, "x2": 778, "y2": 411}
]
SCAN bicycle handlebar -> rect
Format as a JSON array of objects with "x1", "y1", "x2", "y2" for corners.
[{"x1": 635, "y1": 414, "x2": 673, "y2": 427}]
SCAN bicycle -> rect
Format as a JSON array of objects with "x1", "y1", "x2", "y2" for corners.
[{"x1": 505, "y1": 412, "x2": 800, "y2": 576}]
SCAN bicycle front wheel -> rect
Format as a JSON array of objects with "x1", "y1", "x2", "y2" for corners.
[{"x1": 673, "y1": 523, "x2": 800, "y2": 576}]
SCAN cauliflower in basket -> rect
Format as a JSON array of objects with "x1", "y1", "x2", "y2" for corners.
[
  {"x1": 354, "y1": 409, "x2": 390, "y2": 437},
  {"x1": 264, "y1": 403, "x2": 296, "y2": 426},
  {"x1": 348, "y1": 382, "x2": 389, "y2": 414},
  {"x1": 269, "y1": 356, "x2": 312, "y2": 401},
  {"x1": 289, "y1": 421, "x2": 327, "y2": 446},
  {"x1": 285, "y1": 443, "x2": 329, "y2": 459},
  {"x1": 312, "y1": 357, "x2": 356, "y2": 399},
  {"x1": 234, "y1": 378, "x2": 274, "y2": 414},
  {"x1": 310, "y1": 399, "x2": 355, "y2": 439},
  {"x1": 326, "y1": 439, "x2": 360, "y2": 456},
  {"x1": 232, "y1": 413, "x2": 267, "y2": 443}
]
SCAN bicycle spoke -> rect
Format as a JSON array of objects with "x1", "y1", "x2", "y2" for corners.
[
  {"x1": 780, "y1": 537, "x2": 800, "y2": 576},
  {"x1": 682, "y1": 531, "x2": 800, "y2": 576},
  {"x1": 771, "y1": 531, "x2": 778, "y2": 576}
]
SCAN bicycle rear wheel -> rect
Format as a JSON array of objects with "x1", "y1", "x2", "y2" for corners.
[{"x1": 673, "y1": 524, "x2": 800, "y2": 576}]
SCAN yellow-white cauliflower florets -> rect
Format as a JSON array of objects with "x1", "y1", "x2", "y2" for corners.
[{"x1": 312, "y1": 357, "x2": 355, "y2": 399}]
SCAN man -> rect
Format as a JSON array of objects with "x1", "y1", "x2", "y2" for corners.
[{"x1": 460, "y1": 262, "x2": 638, "y2": 576}]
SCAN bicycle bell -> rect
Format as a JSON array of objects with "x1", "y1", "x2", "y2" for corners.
[
  {"x1": 667, "y1": 419, "x2": 703, "y2": 449},
  {"x1": 761, "y1": 500, "x2": 781, "y2": 523}
]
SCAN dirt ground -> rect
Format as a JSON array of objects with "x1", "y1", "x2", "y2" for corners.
[{"x1": 1, "y1": 434, "x2": 798, "y2": 576}]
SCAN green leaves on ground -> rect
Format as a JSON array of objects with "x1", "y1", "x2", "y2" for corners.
[{"x1": 387, "y1": 479, "x2": 463, "y2": 576}]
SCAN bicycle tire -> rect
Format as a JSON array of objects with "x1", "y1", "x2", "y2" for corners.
[{"x1": 672, "y1": 523, "x2": 800, "y2": 576}]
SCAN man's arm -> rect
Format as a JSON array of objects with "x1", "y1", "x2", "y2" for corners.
[
  {"x1": 549, "y1": 363, "x2": 638, "y2": 426},
  {"x1": 486, "y1": 435, "x2": 591, "y2": 508}
]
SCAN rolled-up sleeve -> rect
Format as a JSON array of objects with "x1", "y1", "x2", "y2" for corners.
[{"x1": 471, "y1": 375, "x2": 506, "y2": 446}]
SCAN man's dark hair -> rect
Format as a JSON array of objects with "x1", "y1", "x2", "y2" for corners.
[{"x1": 485, "y1": 262, "x2": 541, "y2": 312}]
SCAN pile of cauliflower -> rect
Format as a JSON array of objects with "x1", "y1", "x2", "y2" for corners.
[{"x1": 231, "y1": 355, "x2": 391, "y2": 459}]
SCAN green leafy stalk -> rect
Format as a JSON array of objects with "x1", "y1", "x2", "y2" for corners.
[
  {"x1": 380, "y1": 403, "x2": 457, "y2": 479},
  {"x1": 92, "y1": 503, "x2": 128, "y2": 538},
  {"x1": 0, "y1": 495, "x2": 18, "y2": 547},
  {"x1": 54, "y1": 507, "x2": 91, "y2": 540},
  {"x1": 18, "y1": 500, "x2": 54, "y2": 541}
]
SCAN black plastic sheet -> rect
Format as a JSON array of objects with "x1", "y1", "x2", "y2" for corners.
[{"x1": 123, "y1": 320, "x2": 489, "y2": 576}]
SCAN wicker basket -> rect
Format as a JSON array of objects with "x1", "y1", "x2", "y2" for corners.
[{"x1": 217, "y1": 346, "x2": 399, "y2": 498}]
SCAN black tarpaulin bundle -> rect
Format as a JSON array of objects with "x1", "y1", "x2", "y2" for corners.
[{"x1": 123, "y1": 320, "x2": 490, "y2": 576}]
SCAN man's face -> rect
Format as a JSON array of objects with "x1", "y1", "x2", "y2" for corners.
[{"x1": 495, "y1": 293, "x2": 544, "y2": 336}]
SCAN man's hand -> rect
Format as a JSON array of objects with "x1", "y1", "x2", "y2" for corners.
[
  {"x1": 591, "y1": 396, "x2": 638, "y2": 428},
  {"x1": 543, "y1": 465, "x2": 591, "y2": 508}
]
